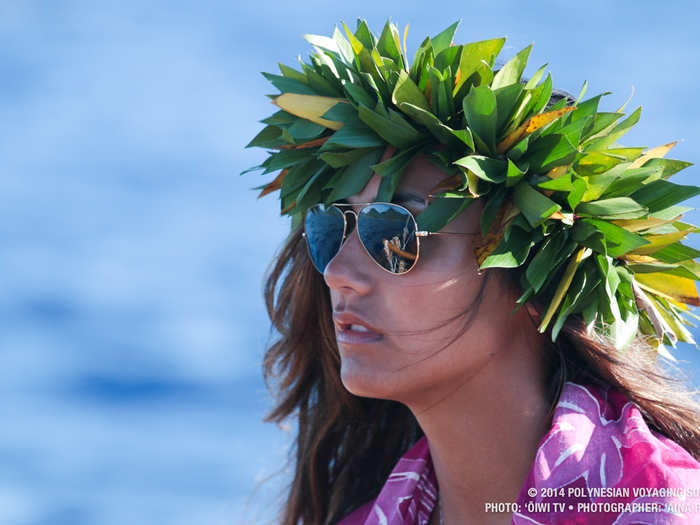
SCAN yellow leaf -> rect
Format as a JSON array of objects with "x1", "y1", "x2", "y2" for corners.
[
  {"x1": 273, "y1": 93, "x2": 346, "y2": 130},
  {"x1": 545, "y1": 165, "x2": 569, "y2": 179},
  {"x1": 548, "y1": 210, "x2": 574, "y2": 225},
  {"x1": 473, "y1": 200, "x2": 515, "y2": 265},
  {"x1": 620, "y1": 254, "x2": 659, "y2": 264},
  {"x1": 497, "y1": 106, "x2": 576, "y2": 154},
  {"x1": 627, "y1": 231, "x2": 691, "y2": 255},
  {"x1": 635, "y1": 273, "x2": 700, "y2": 307},
  {"x1": 403, "y1": 24, "x2": 410, "y2": 60},
  {"x1": 538, "y1": 247, "x2": 592, "y2": 332},
  {"x1": 629, "y1": 141, "x2": 678, "y2": 169},
  {"x1": 611, "y1": 215, "x2": 682, "y2": 233}
]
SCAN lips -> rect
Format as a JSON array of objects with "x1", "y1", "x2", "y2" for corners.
[{"x1": 333, "y1": 310, "x2": 383, "y2": 344}]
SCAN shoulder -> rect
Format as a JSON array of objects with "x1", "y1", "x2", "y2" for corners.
[
  {"x1": 336, "y1": 500, "x2": 374, "y2": 525},
  {"x1": 547, "y1": 381, "x2": 700, "y2": 485}
]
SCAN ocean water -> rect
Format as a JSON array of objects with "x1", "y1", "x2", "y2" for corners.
[{"x1": 2, "y1": 2, "x2": 699, "y2": 524}]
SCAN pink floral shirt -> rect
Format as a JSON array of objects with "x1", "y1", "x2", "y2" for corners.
[{"x1": 338, "y1": 382, "x2": 700, "y2": 525}]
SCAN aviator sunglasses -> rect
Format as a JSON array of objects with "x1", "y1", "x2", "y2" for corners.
[{"x1": 302, "y1": 201, "x2": 477, "y2": 276}]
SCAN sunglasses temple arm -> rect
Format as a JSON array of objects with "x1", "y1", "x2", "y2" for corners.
[{"x1": 416, "y1": 231, "x2": 478, "y2": 237}]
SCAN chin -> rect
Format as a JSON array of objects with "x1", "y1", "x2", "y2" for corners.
[{"x1": 339, "y1": 359, "x2": 400, "y2": 400}]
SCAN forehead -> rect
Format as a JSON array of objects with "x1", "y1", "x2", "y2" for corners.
[{"x1": 346, "y1": 154, "x2": 454, "y2": 204}]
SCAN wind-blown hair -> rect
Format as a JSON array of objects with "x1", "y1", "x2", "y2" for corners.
[{"x1": 261, "y1": 225, "x2": 700, "y2": 525}]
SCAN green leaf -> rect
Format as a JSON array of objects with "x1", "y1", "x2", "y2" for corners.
[
  {"x1": 512, "y1": 181, "x2": 561, "y2": 227},
  {"x1": 246, "y1": 125, "x2": 287, "y2": 148},
  {"x1": 416, "y1": 197, "x2": 473, "y2": 232},
  {"x1": 576, "y1": 197, "x2": 648, "y2": 219},
  {"x1": 480, "y1": 185, "x2": 507, "y2": 237},
  {"x1": 398, "y1": 102, "x2": 458, "y2": 144},
  {"x1": 320, "y1": 148, "x2": 377, "y2": 168},
  {"x1": 453, "y1": 38, "x2": 505, "y2": 94},
  {"x1": 522, "y1": 133, "x2": 577, "y2": 173},
  {"x1": 480, "y1": 223, "x2": 536, "y2": 268},
  {"x1": 357, "y1": 105, "x2": 423, "y2": 148},
  {"x1": 322, "y1": 118, "x2": 384, "y2": 149},
  {"x1": 262, "y1": 72, "x2": 317, "y2": 95},
  {"x1": 450, "y1": 128, "x2": 476, "y2": 150},
  {"x1": 506, "y1": 159, "x2": 527, "y2": 187},
  {"x1": 567, "y1": 175, "x2": 588, "y2": 210},
  {"x1": 494, "y1": 83, "x2": 525, "y2": 133},
  {"x1": 584, "y1": 107, "x2": 642, "y2": 152},
  {"x1": 431, "y1": 21, "x2": 460, "y2": 54},
  {"x1": 630, "y1": 180, "x2": 700, "y2": 213},
  {"x1": 642, "y1": 158, "x2": 693, "y2": 179},
  {"x1": 491, "y1": 44, "x2": 532, "y2": 89},
  {"x1": 551, "y1": 260, "x2": 601, "y2": 340},
  {"x1": 392, "y1": 70, "x2": 431, "y2": 111},
  {"x1": 527, "y1": 230, "x2": 577, "y2": 292},
  {"x1": 377, "y1": 21, "x2": 401, "y2": 62},
  {"x1": 462, "y1": 85, "x2": 498, "y2": 155},
  {"x1": 580, "y1": 218, "x2": 649, "y2": 257},
  {"x1": 651, "y1": 243, "x2": 700, "y2": 264},
  {"x1": 326, "y1": 148, "x2": 383, "y2": 202},
  {"x1": 263, "y1": 149, "x2": 313, "y2": 173},
  {"x1": 454, "y1": 155, "x2": 507, "y2": 183}
]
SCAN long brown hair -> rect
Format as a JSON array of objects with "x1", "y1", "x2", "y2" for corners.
[{"x1": 261, "y1": 225, "x2": 700, "y2": 525}]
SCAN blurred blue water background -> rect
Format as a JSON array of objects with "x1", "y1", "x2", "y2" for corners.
[{"x1": 1, "y1": 2, "x2": 699, "y2": 524}]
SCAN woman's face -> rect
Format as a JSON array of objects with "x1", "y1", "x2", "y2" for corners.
[{"x1": 324, "y1": 152, "x2": 527, "y2": 408}]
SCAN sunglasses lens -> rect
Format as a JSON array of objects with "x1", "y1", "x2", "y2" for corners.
[
  {"x1": 358, "y1": 204, "x2": 418, "y2": 274},
  {"x1": 304, "y1": 204, "x2": 346, "y2": 273}
]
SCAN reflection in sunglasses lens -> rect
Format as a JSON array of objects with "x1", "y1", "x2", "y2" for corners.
[
  {"x1": 359, "y1": 204, "x2": 418, "y2": 274},
  {"x1": 304, "y1": 204, "x2": 345, "y2": 273}
]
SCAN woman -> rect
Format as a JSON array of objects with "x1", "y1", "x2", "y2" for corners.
[{"x1": 246, "y1": 20, "x2": 700, "y2": 524}]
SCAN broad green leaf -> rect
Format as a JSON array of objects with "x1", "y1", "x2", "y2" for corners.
[
  {"x1": 262, "y1": 72, "x2": 317, "y2": 95},
  {"x1": 512, "y1": 181, "x2": 561, "y2": 227},
  {"x1": 392, "y1": 70, "x2": 431, "y2": 111},
  {"x1": 521, "y1": 133, "x2": 577, "y2": 173},
  {"x1": 494, "y1": 83, "x2": 524, "y2": 133},
  {"x1": 492, "y1": 44, "x2": 532, "y2": 89},
  {"x1": 527, "y1": 230, "x2": 577, "y2": 292},
  {"x1": 431, "y1": 21, "x2": 460, "y2": 54},
  {"x1": 398, "y1": 102, "x2": 457, "y2": 144},
  {"x1": 320, "y1": 148, "x2": 376, "y2": 168},
  {"x1": 453, "y1": 155, "x2": 506, "y2": 183},
  {"x1": 246, "y1": 125, "x2": 287, "y2": 148},
  {"x1": 357, "y1": 105, "x2": 423, "y2": 148},
  {"x1": 377, "y1": 21, "x2": 401, "y2": 62},
  {"x1": 462, "y1": 85, "x2": 498, "y2": 154},
  {"x1": 576, "y1": 197, "x2": 648, "y2": 220},
  {"x1": 326, "y1": 148, "x2": 383, "y2": 202},
  {"x1": 322, "y1": 118, "x2": 384, "y2": 148},
  {"x1": 479, "y1": 185, "x2": 507, "y2": 237},
  {"x1": 567, "y1": 175, "x2": 588, "y2": 210},
  {"x1": 506, "y1": 159, "x2": 527, "y2": 187},
  {"x1": 416, "y1": 197, "x2": 473, "y2": 232},
  {"x1": 480, "y1": 223, "x2": 535, "y2": 268},
  {"x1": 453, "y1": 38, "x2": 505, "y2": 94},
  {"x1": 630, "y1": 180, "x2": 700, "y2": 213},
  {"x1": 581, "y1": 218, "x2": 649, "y2": 257},
  {"x1": 650, "y1": 242, "x2": 700, "y2": 264}
]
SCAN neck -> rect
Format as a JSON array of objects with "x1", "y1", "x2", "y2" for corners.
[{"x1": 408, "y1": 317, "x2": 552, "y2": 525}]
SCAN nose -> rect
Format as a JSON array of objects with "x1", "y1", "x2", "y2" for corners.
[{"x1": 323, "y1": 209, "x2": 373, "y2": 294}]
